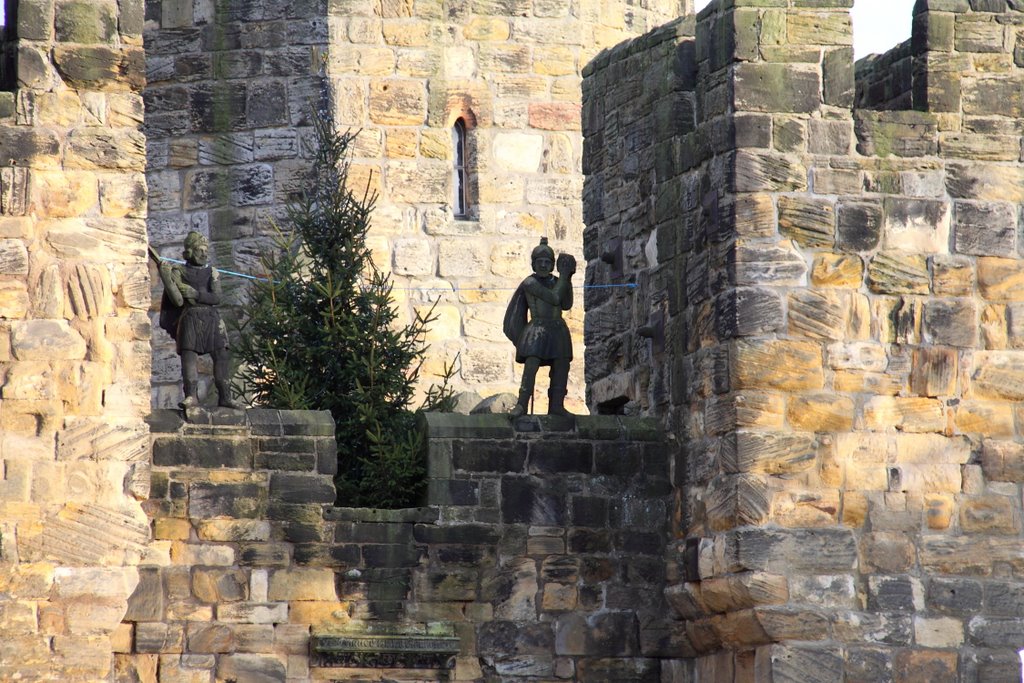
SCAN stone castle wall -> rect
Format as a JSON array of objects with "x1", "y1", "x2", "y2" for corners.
[
  {"x1": 0, "y1": 0, "x2": 153, "y2": 679},
  {"x1": 119, "y1": 411, "x2": 676, "y2": 682},
  {"x1": 144, "y1": 0, "x2": 688, "y2": 414},
  {"x1": 584, "y1": 0, "x2": 1024, "y2": 679}
]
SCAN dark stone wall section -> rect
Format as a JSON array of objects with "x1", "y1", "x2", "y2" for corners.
[{"x1": 120, "y1": 410, "x2": 682, "y2": 682}]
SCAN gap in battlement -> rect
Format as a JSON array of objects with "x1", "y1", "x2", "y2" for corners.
[{"x1": 851, "y1": 0, "x2": 913, "y2": 60}]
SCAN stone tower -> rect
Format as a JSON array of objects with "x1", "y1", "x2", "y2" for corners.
[
  {"x1": 585, "y1": 0, "x2": 1024, "y2": 679},
  {"x1": 144, "y1": 0, "x2": 688, "y2": 413},
  {"x1": 0, "y1": 0, "x2": 152, "y2": 679}
]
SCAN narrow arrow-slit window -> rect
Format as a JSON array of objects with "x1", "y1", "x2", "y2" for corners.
[
  {"x1": 0, "y1": 0, "x2": 16, "y2": 90},
  {"x1": 453, "y1": 118, "x2": 469, "y2": 219}
]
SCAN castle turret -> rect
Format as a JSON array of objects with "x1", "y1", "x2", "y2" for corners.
[{"x1": 585, "y1": 0, "x2": 1024, "y2": 679}]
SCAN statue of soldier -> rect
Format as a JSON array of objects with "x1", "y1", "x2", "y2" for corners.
[
  {"x1": 503, "y1": 237, "x2": 576, "y2": 417},
  {"x1": 155, "y1": 231, "x2": 240, "y2": 409}
]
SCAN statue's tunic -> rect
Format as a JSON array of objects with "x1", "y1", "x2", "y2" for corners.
[
  {"x1": 506, "y1": 274, "x2": 572, "y2": 365},
  {"x1": 160, "y1": 264, "x2": 228, "y2": 354}
]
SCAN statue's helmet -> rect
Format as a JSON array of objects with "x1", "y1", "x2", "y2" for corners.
[
  {"x1": 531, "y1": 237, "x2": 554, "y2": 264},
  {"x1": 184, "y1": 230, "x2": 208, "y2": 254}
]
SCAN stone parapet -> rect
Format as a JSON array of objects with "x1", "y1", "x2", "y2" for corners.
[{"x1": 119, "y1": 411, "x2": 679, "y2": 681}]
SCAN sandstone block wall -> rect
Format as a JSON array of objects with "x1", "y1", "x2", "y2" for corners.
[
  {"x1": 320, "y1": 0, "x2": 688, "y2": 412},
  {"x1": 121, "y1": 411, "x2": 677, "y2": 682},
  {"x1": 584, "y1": 0, "x2": 1024, "y2": 679},
  {"x1": 144, "y1": 0, "x2": 688, "y2": 414},
  {"x1": 0, "y1": 0, "x2": 152, "y2": 679}
]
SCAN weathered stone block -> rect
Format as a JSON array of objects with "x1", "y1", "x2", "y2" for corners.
[
  {"x1": 855, "y1": 110, "x2": 938, "y2": 157},
  {"x1": 910, "y1": 346, "x2": 956, "y2": 397},
  {"x1": 51, "y1": 44, "x2": 144, "y2": 89},
  {"x1": 55, "y1": 1, "x2": 118, "y2": 44},
  {"x1": 947, "y1": 161, "x2": 1024, "y2": 203},
  {"x1": 705, "y1": 473, "x2": 770, "y2": 531},
  {"x1": 733, "y1": 194, "x2": 776, "y2": 238},
  {"x1": 867, "y1": 575, "x2": 923, "y2": 612},
  {"x1": 759, "y1": 644, "x2": 843, "y2": 683},
  {"x1": 778, "y1": 196, "x2": 834, "y2": 248},
  {"x1": 11, "y1": 320, "x2": 87, "y2": 360},
  {"x1": 216, "y1": 654, "x2": 286, "y2": 683},
  {"x1": 715, "y1": 287, "x2": 785, "y2": 338},
  {"x1": 267, "y1": 568, "x2": 335, "y2": 601},
  {"x1": 836, "y1": 201, "x2": 882, "y2": 252},
  {"x1": 369, "y1": 80, "x2": 427, "y2": 125},
  {"x1": 721, "y1": 431, "x2": 815, "y2": 475},
  {"x1": 960, "y1": 496, "x2": 1017, "y2": 534},
  {"x1": 971, "y1": 351, "x2": 1024, "y2": 400},
  {"x1": 452, "y1": 440, "x2": 527, "y2": 474},
  {"x1": 732, "y1": 241, "x2": 808, "y2": 286},
  {"x1": 811, "y1": 254, "x2": 862, "y2": 288},
  {"x1": 153, "y1": 437, "x2": 253, "y2": 468},
  {"x1": 734, "y1": 63, "x2": 820, "y2": 114},
  {"x1": 923, "y1": 299, "x2": 977, "y2": 348},
  {"x1": 893, "y1": 649, "x2": 957, "y2": 682},
  {"x1": 124, "y1": 567, "x2": 164, "y2": 622},
  {"x1": 733, "y1": 150, "x2": 807, "y2": 192},
  {"x1": 927, "y1": 576, "x2": 982, "y2": 616},
  {"x1": 931, "y1": 255, "x2": 974, "y2": 297},
  {"x1": 867, "y1": 252, "x2": 929, "y2": 295},
  {"x1": 727, "y1": 527, "x2": 857, "y2": 574},
  {"x1": 953, "y1": 200, "x2": 1017, "y2": 256},
  {"x1": 189, "y1": 480, "x2": 267, "y2": 519},
  {"x1": 186, "y1": 622, "x2": 235, "y2": 653},
  {"x1": 788, "y1": 289, "x2": 847, "y2": 341},
  {"x1": 882, "y1": 197, "x2": 949, "y2": 253},
  {"x1": 786, "y1": 394, "x2": 854, "y2": 432},
  {"x1": 500, "y1": 476, "x2": 564, "y2": 526},
  {"x1": 730, "y1": 339, "x2": 824, "y2": 391},
  {"x1": 269, "y1": 474, "x2": 334, "y2": 505},
  {"x1": 554, "y1": 612, "x2": 639, "y2": 656},
  {"x1": 981, "y1": 439, "x2": 1024, "y2": 482}
]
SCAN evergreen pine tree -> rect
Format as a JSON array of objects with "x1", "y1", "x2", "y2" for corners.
[{"x1": 234, "y1": 110, "x2": 452, "y2": 508}]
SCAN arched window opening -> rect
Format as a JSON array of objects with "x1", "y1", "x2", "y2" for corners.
[{"x1": 453, "y1": 118, "x2": 469, "y2": 219}]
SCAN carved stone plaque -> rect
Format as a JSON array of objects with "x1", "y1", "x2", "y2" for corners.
[{"x1": 311, "y1": 633, "x2": 461, "y2": 670}]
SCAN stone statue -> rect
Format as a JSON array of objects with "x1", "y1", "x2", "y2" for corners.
[
  {"x1": 503, "y1": 237, "x2": 576, "y2": 417},
  {"x1": 154, "y1": 231, "x2": 240, "y2": 409}
]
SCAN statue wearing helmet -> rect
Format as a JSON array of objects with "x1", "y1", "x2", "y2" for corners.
[{"x1": 503, "y1": 237, "x2": 576, "y2": 417}]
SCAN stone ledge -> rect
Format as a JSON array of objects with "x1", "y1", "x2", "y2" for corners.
[
  {"x1": 324, "y1": 507, "x2": 440, "y2": 523},
  {"x1": 422, "y1": 413, "x2": 661, "y2": 441},
  {"x1": 146, "y1": 408, "x2": 335, "y2": 436}
]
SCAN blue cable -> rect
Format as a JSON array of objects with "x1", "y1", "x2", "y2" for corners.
[{"x1": 157, "y1": 256, "x2": 638, "y2": 290}]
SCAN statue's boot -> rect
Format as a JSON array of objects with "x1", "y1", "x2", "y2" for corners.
[
  {"x1": 509, "y1": 389, "x2": 531, "y2": 418},
  {"x1": 180, "y1": 381, "x2": 199, "y2": 409},
  {"x1": 216, "y1": 380, "x2": 242, "y2": 410},
  {"x1": 547, "y1": 389, "x2": 572, "y2": 417}
]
